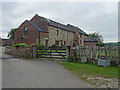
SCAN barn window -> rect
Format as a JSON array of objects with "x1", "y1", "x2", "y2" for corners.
[
  {"x1": 56, "y1": 30, "x2": 59, "y2": 35},
  {"x1": 64, "y1": 41, "x2": 66, "y2": 46},
  {"x1": 45, "y1": 39, "x2": 48, "y2": 47},
  {"x1": 55, "y1": 41, "x2": 59, "y2": 46},
  {"x1": 80, "y1": 40, "x2": 82, "y2": 44},
  {"x1": 24, "y1": 27, "x2": 28, "y2": 35},
  {"x1": 80, "y1": 34, "x2": 82, "y2": 38}
]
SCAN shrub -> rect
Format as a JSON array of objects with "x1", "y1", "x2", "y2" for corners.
[
  {"x1": 51, "y1": 44, "x2": 62, "y2": 49},
  {"x1": 13, "y1": 43, "x2": 29, "y2": 47},
  {"x1": 96, "y1": 43, "x2": 105, "y2": 47},
  {"x1": 35, "y1": 44, "x2": 46, "y2": 50},
  {"x1": 30, "y1": 44, "x2": 36, "y2": 47},
  {"x1": 67, "y1": 56, "x2": 75, "y2": 62}
]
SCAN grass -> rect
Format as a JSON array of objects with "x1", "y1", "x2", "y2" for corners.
[{"x1": 60, "y1": 62, "x2": 118, "y2": 78}]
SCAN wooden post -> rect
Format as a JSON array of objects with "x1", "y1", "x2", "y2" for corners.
[
  {"x1": 32, "y1": 46, "x2": 37, "y2": 59},
  {"x1": 66, "y1": 46, "x2": 70, "y2": 60},
  {"x1": 50, "y1": 47, "x2": 52, "y2": 58}
]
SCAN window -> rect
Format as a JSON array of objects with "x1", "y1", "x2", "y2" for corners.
[
  {"x1": 20, "y1": 36, "x2": 24, "y2": 40},
  {"x1": 80, "y1": 34, "x2": 82, "y2": 38},
  {"x1": 24, "y1": 27, "x2": 28, "y2": 32},
  {"x1": 24, "y1": 27, "x2": 28, "y2": 35},
  {"x1": 55, "y1": 41, "x2": 59, "y2": 45},
  {"x1": 64, "y1": 41, "x2": 66, "y2": 46},
  {"x1": 45, "y1": 39, "x2": 48, "y2": 47},
  {"x1": 56, "y1": 30, "x2": 59, "y2": 35},
  {"x1": 80, "y1": 40, "x2": 82, "y2": 44}
]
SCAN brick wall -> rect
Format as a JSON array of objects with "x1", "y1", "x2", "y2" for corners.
[
  {"x1": 31, "y1": 15, "x2": 48, "y2": 30},
  {"x1": 14, "y1": 20, "x2": 48, "y2": 45},
  {"x1": 84, "y1": 41, "x2": 98, "y2": 46},
  {"x1": 39, "y1": 32, "x2": 48, "y2": 44},
  {"x1": 14, "y1": 20, "x2": 40, "y2": 45}
]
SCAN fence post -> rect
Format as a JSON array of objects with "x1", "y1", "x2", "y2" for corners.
[
  {"x1": 66, "y1": 46, "x2": 71, "y2": 60},
  {"x1": 50, "y1": 48, "x2": 52, "y2": 58},
  {"x1": 32, "y1": 46, "x2": 37, "y2": 59}
]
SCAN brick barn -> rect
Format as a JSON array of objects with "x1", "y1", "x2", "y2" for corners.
[
  {"x1": 14, "y1": 14, "x2": 88, "y2": 47},
  {"x1": 84, "y1": 37, "x2": 100, "y2": 46}
]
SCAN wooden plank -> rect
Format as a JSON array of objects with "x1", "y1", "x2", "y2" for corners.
[{"x1": 36, "y1": 56, "x2": 66, "y2": 59}]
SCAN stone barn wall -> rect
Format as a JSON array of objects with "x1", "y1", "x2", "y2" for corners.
[{"x1": 5, "y1": 46, "x2": 34, "y2": 59}]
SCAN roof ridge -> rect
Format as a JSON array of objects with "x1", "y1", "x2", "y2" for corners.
[
  {"x1": 36, "y1": 14, "x2": 67, "y2": 27},
  {"x1": 32, "y1": 14, "x2": 87, "y2": 35}
]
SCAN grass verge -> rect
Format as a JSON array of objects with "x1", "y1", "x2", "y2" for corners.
[{"x1": 59, "y1": 62, "x2": 118, "y2": 78}]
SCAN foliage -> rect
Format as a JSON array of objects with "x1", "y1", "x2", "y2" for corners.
[
  {"x1": 88, "y1": 32, "x2": 103, "y2": 42},
  {"x1": 67, "y1": 56, "x2": 75, "y2": 62},
  {"x1": 96, "y1": 43, "x2": 105, "y2": 47},
  {"x1": 35, "y1": 44, "x2": 46, "y2": 50},
  {"x1": 60, "y1": 62, "x2": 118, "y2": 78},
  {"x1": 13, "y1": 43, "x2": 29, "y2": 47},
  {"x1": 7, "y1": 28, "x2": 17, "y2": 39},
  {"x1": 51, "y1": 44, "x2": 62, "y2": 49},
  {"x1": 105, "y1": 42, "x2": 120, "y2": 46}
]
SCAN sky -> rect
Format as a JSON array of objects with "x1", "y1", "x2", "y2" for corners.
[{"x1": 0, "y1": 0, "x2": 118, "y2": 43}]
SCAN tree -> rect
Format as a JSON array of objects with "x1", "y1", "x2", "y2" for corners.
[
  {"x1": 88, "y1": 32, "x2": 103, "y2": 42},
  {"x1": 7, "y1": 28, "x2": 17, "y2": 39}
]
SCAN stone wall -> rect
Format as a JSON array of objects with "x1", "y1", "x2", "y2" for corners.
[
  {"x1": 48, "y1": 26, "x2": 74, "y2": 46},
  {"x1": 80, "y1": 35, "x2": 88, "y2": 46},
  {"x1": 39, "y1": 32, "x2": 48, "y2": 45},
  {"x1": 5, "y1": 46, "x2": 34, "y2": 59}
]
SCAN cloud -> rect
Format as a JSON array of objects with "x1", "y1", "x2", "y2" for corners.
[
  {"x1": 0, "y1": 31, "x2": 8, "y2": 38},
  {"x1": 1, "y1": 2, "x2": 118, "y2": 43}
]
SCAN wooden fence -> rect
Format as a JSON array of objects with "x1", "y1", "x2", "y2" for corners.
[{"x1": 73, "y1": 46, "x2": 119, "y2": 64}]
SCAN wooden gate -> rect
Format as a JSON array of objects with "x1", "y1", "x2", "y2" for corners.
[{"x1": 36, "y1": 47, "x2": 67, "y2": 59}]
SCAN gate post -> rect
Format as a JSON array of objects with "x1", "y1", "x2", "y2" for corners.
[
  {"x1": 32, "y1": 46, "x2": 37, "y2": 59},
  {"x1": 66, "y1": 46, "x2": 71, "y2": 60}
]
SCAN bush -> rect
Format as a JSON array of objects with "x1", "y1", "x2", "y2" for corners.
[
  {"x1": 13, "y1": 43, "x2": 29, "y2": 47},
  {"x1": 67, "y1": 56, "x2": 75, "y2": 62},
  {"x1": 96, "y1": 43, "x2": 105, "y2": 47},
  {"x1": 35, "y1": 44, "x2": 46, "y2": 50},
  {"x1": 51, "y1": 44, "x2": 62, "y2": 49}
]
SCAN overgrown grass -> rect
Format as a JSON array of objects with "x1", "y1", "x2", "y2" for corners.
[{"x1": 60, "y1": 62, "x2": 118, "y2": 78}]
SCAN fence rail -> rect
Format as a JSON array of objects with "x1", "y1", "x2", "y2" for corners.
[{"x1": 36, "y1": 47, "x2": 67, "y2": 59}]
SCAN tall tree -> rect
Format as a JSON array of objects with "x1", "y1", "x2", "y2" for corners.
[
  {"x1": 7, "y1": 28, "x2": 17, "y2": 39},
  {"x1": 88, "y1": 32, "x2": 103, "y2": 42}
]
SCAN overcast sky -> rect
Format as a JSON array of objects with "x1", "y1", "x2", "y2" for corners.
[{"x1": 0, "y1": 1, "x2": 118, "y2": 43}]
